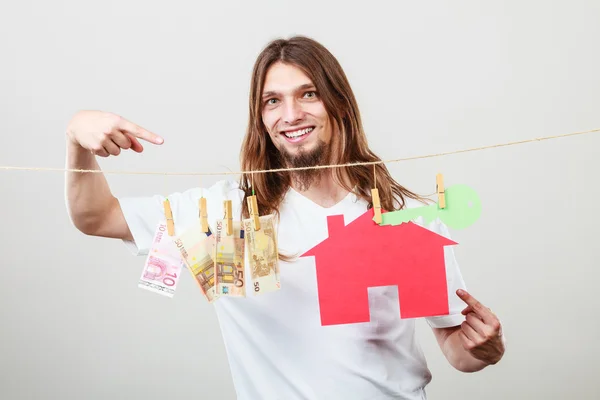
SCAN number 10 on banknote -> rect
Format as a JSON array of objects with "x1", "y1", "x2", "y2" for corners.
[{"x1": 138, "y1": 222, "x2": 185, "y2": 298}]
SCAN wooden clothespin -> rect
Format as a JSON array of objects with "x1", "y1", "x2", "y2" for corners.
[
  {"x1": 199, "y1": 197, "x2": 209, "y2": 233},
  {"x1": 372, "y1": 165, "x2": 382, "y2": 223},
  {"x1": 247, "y1": 193, "x2": 260, "y2": 231},
  {"x1": 436, "y1": 173, "x2": 446, "y2": 209},
  {"x1": 163, "y1": 198, "x2": 175, "y2": 235},
  {"x1": 247, "y1": 173, "x2": 260, "y2": 231},
  {"x1": 224, "y1": 200, "x2": 233, "y2": 236},
  {"x1": 372, "y1": 188, "x2": 382, "y2": 223}
]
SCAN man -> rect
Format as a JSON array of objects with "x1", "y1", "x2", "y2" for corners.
[{"x1": 65, "y1": 36, "x2": 505, "y2": 399}]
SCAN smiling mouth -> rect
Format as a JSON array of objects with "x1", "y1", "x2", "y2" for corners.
[{"x1": 281, "y1": 126, "x2": 315, "y2": 139}]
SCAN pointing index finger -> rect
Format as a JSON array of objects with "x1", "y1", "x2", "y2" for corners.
[
  {"x1": 457, "y1": 289, "x2": 494, "y2": 323},
  {"x1": 117, "y1": 118, "x2": 164, "y2": 144}
]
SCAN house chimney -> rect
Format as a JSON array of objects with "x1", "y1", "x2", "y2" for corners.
[{"x1": 326, "y1": 215, "x2": 345, "y2": 238}]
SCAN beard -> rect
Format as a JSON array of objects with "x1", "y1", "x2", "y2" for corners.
[{"x1": 278, "y1": 139, "x2": 330, "y2": 191}]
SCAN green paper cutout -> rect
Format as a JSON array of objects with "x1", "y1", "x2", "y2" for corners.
[{"x1": 376, "y1": 184, "x2": 481, "y2": 229}]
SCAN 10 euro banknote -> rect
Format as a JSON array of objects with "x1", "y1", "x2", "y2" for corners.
[{"x1": 138, "y1": 222, "x2": 185, "y2": 298}]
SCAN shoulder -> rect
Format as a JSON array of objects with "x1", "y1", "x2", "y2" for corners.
[
  {"x1": 208, "y1": 179, "x2": 244, "y2": 200},
  {"x1": 121, "y1": 178, "x2": 243, "y2": 229},
  {"x1": 205, "y1": 178, "x2": 242, "y2": 194},
  {"x1": 117, "y1": 178, "x2": 243, "y2": 255},
  {"x1": 166, "y1": 179, "x2": 245, "y2": 234},
  {"x1": 170, "y1": 179, "x2": 243, "y2": 204}
]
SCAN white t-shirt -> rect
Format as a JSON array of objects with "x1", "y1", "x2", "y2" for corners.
[{"x1": 118, "y1": 179, "x2": 467, "y2": 400}]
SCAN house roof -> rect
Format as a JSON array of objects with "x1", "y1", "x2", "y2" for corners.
[{"x1": 301, "y1": 208, "x2": 457, "y2": 258}]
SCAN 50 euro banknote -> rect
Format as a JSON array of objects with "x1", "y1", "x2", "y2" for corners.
[
  {"x1": 243, "y1": 214, "x2": 280, "y2": 295},
  {"x1": 214, "y1": 219, "x2": 246, "y2": 297},
  {"x1": 174, "y1": 225, "x2": 217, "y2": 303},
  {"x1": 138, "y1": 222, "x2": 186, "y2": 298}
]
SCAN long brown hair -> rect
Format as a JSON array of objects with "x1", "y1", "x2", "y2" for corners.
[{"x1": 239, "y1": 36, "x2": 426, "y2": 223}]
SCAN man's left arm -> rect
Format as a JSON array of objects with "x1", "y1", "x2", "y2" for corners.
[{"x1": 432, "y1": 289, "x2": 506, "y2": 373}]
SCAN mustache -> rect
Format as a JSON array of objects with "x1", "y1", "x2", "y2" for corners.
[{"x1": 275, "y1": 122, "x2": 315, "y2": 132}]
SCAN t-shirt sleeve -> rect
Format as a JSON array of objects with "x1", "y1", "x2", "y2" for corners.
[
  {"x1": 117, "y1": 192, "x2": 169, "y2": 256},
  {"x1": 418, "y1": 217, "x2": 468, "y2": 329},
  {"x1": 117, "y1": 186, "x2": 207, "y2": 256}
]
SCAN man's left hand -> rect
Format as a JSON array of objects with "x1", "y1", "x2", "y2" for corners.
[{"x1": 456, "y1": 289, "x2": 505, "y2": 366}]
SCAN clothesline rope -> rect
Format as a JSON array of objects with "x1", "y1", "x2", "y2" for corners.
[{"x1": 1, "y1": 127, "x2": 598, "y2": 176}]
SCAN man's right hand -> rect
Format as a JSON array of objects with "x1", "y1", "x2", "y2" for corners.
[
  {"x1": 66, "y1": 110, "x2": 164, "y2": 157},
  {"x1": 65, "y1": 110, "x2": 164, "y2": 240}
]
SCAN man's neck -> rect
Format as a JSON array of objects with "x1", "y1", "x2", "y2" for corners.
[{"x1": 290, "y1": 171, "x2": 351, "y2": 208}]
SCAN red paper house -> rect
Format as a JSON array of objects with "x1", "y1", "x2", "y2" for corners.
[{"x1": 301, "y1": 208, "x2": 458, "y2": 326}]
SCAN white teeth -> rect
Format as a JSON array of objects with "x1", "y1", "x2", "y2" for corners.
[{"x1": 284, "y1": 127, "x2": 314, "y2": 138}]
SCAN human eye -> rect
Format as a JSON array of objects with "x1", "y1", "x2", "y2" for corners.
[
  {"x1": 264, "y1": 98, "x2": 278, "y2": 106},
  {"x1": 303, "y1": 91, "x2": 317, "y2": 98}
]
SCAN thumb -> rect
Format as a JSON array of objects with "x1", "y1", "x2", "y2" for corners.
[{"x1": 461, "y1": 305, "x2": 473, "y2": 315}]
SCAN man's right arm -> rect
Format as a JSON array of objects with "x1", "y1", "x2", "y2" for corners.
[
  {"x1": 64, "y1": 110, "x2": 164, "y2": 241},
  {"x1": 65, "y1": 138, "x2": 132, "y2": 240}
]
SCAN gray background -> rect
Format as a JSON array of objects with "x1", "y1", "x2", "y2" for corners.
[{"x1": 1, "y1": 1, "x2": 599, "y2": 399}]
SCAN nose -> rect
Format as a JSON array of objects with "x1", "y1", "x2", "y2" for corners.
[{"x1": 282, "y1": 99, "x2": 303, "y2": 124}]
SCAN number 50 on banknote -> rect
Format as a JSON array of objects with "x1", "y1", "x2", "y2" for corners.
[{"x1": 214, "y1": 219, "x2": 246, "y2": 297}]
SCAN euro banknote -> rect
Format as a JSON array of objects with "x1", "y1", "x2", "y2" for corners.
[
  {"x1": 214, "y1": 219, "x2": 246, "y2": 297},
  {"x1": 138, "y1": 222, "x2": 185, "y2": 298},
  {"x1": 243, "y1": 214, "x2": 280, "y2": 295},
  {"x1": 174, "y1": 225, "x2": 217, "y2": 303}
]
